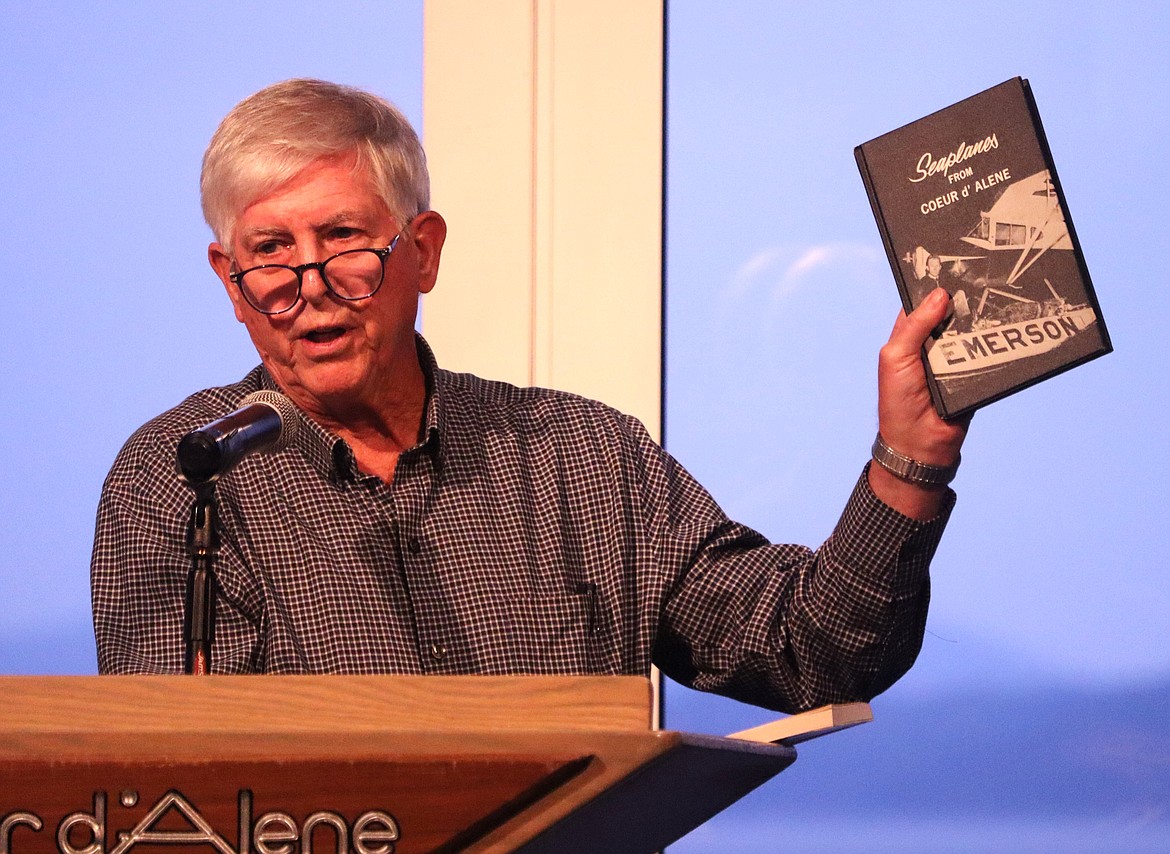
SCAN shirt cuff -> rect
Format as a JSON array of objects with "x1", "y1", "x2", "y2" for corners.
[{"x1": 826, "y1": 463, "x2": 957, "y2": 597}]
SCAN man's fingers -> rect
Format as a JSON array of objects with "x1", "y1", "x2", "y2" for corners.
[{"x1": 889, "y1": 288, "x2": 951, "y2": 355}]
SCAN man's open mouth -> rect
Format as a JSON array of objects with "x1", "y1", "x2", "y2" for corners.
[{"x1": 303, "y1": 327, "x2": 346, "y2": 344}]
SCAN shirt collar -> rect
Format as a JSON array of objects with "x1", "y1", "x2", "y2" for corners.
[
  {"x1": 415, "y1": 333, "x2": 443, "y2": 461},
  {"x1": 257, "y1": 333, "x2": 444, "y2": 484}
]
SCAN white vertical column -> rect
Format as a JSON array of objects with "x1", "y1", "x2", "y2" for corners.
[{"x1": 422, "y1": 0, "x2": 663, "y2": 440}]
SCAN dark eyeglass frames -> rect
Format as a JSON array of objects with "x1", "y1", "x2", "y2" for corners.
[{"x1": 229, "y1": 231, "x2": 405, "y2": 315}]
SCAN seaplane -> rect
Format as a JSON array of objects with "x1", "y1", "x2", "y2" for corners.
[{"x1": 906, "y1": 170, "x2": 1099, "y2": 379}]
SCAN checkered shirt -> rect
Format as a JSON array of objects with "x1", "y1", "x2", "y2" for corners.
[{"x1": 91, "y1": 337, "x2": 954, "y2": 712}]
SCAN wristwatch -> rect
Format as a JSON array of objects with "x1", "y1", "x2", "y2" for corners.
[{"x1": 871, "y1": 433, "x2": 959, "y2": 486}]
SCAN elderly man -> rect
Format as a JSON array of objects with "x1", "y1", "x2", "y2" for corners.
[{"x1": 91, "y1": 79, "x2": 966, "y2": 712}]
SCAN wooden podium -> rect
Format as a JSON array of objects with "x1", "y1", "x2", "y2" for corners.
[{"x1": 0, "y1": 676, "x2": 797, "y2": 853}]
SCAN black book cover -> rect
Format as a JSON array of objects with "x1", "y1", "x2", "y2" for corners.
[{"x1": 855, "y1": 77, "x2": 1111, "y2": 418}]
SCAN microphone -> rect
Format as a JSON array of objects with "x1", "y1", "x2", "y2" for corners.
[{"x1": 177, "y1": 390, "x2": 299, "y2": 485}]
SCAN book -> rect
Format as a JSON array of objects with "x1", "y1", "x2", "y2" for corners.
[
  {"x1": 726, "y1": 702, "x2": 873, "y2": 746},
  {"x1": 855, "y1": 77, "x2": 1111, "y2": 418}
]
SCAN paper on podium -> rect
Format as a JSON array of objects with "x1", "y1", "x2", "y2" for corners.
[{"x1": 727, "y1": 702, "x2": 872, "y2": 746}]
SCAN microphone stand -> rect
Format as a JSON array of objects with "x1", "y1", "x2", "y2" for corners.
[
  {"x1": 183, "y1": 482, "x2": 219, "y2": 675},
  {"x1": 176, "y1": 390, "x2": 296, "y2": 675}
]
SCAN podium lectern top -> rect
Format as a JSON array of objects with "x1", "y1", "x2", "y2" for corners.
[{"x1": 0, "y1": 675, "x2": 794, "y2": 854}]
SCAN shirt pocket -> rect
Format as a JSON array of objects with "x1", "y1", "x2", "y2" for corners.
[{"x1": 502, "y1": 580, "x2": 613, "y2": 674}]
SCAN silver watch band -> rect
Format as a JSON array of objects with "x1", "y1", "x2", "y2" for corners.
[{"x1": 871, "y1": 433, "x2": 959, "y2": 486}]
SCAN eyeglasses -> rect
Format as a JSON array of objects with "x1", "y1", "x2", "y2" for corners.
[{"x1": 229, "y1": 232, "x2": 403, "y2": 315}]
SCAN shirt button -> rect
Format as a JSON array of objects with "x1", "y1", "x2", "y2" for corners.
[
  {"x1": 429, "y1": 643, "x2": 447, "y2": 662},
  {"x1": 407, "y1": 537, "x2": 421, "y2": 554}
]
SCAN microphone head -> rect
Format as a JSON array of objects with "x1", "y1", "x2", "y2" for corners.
[{"x1": 239, "y1": 390, "x2": 300, "y2": 452}]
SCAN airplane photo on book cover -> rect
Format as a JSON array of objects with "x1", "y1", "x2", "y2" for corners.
[{"x1": 906, "y1": 169, "x2": 1100, "y2": 385}]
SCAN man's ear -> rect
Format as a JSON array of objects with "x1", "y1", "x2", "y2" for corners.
[
  {"x1": 409, "y1": 211, "x2": 447, "y2": 295},
  {"x1": 208, "y1": 243, "x2": 247, "y2": 324}
]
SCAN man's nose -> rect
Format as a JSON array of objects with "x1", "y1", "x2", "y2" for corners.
[{"x1": 299, "y1": 263, "x2": 331, "y2": 305}]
